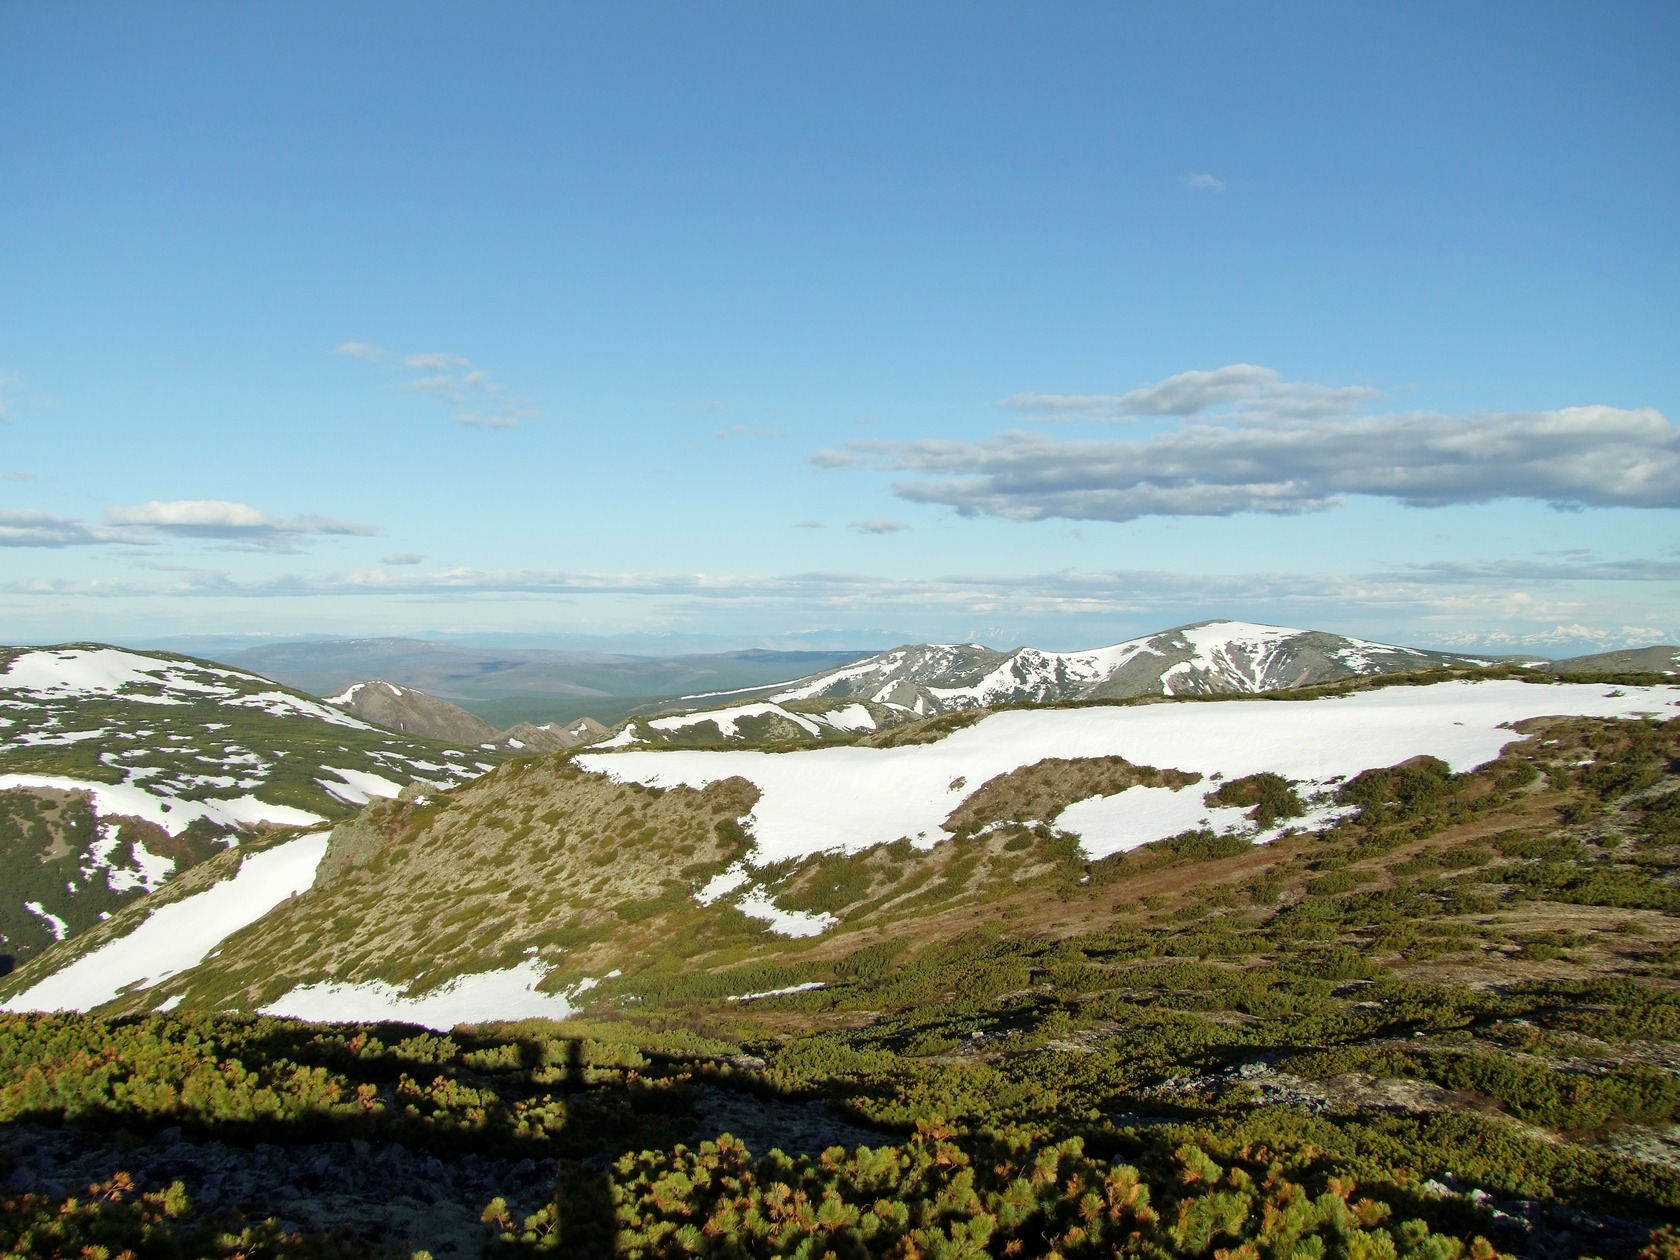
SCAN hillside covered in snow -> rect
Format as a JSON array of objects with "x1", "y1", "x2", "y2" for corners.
[
  {"x1": 0, "y1": 644, "x2": 508, "y2": 968},
  {"x1": 6, "y1": 666, "x2": 1674, "y2": 1027},
  {"x1": 759, "y1": 620, "x2": 1505, "y2": 717}
]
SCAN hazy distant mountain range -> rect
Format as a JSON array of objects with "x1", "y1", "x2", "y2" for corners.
[{"x1": 213, "y1": 639, "x2": 877, "y2": 727}]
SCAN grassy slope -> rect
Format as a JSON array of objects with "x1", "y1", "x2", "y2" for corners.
[
  {"x1": 0, "y1": 643, "x2": 506, "y2": 968},
  {"x1": 1, "y1": 707, "x2": 1678, "y2": 1255}
]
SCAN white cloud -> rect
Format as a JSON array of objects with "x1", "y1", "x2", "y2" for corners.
[
  {"x1": 338, "y1": 345, "x2": 536, "y2": 429},
  {"x1": 380, "y1": 552, "x2": 424, "y2": 565},
  {"x1": 454, "y1": 412, "x2": 523, "y2": 430},
  {"x1": 820, "y1": 365, "x2": 1680, "y2": 522},
  {"x1": 852, "y1": 518, "x2": 911, "y2": 534},
  {"x1": 1187, "y1": 172, "x2": 1226, "y2": 193},
  {"x1": 794, "y1": 519, "x2": 825, "y2": 529},
  {"x1": 102, "y1": 500, "x2": 377, "y2": 551},
  {"x1": 0, "y1": 510, "x2": 136, "y2": 548},
  {"x1": 404, "y1": 375, "x2": 465, "y2": 401},
  {"x1": 1437, "y1": 623, "x2": 1671, "y2": 650},
  {"x1": 1000, "y1": 365, "x2": 1380, "y2": 422},
  {"x1": 5, "y1": 556, "x2": 1671, "y2": 651}
]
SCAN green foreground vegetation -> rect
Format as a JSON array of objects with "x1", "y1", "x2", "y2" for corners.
[{"x1": 2, "y1": 680, "x2": 1678, "y2": 1258}]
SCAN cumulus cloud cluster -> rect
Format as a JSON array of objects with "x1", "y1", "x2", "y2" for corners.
[
  {"x1": 818, "y1": 366, "x2": 1680, "y2": 522},
  {"x1": 0, "y1": 500, "x2": 375, "y2": 553},
  {"x1": 334, "y1": 342, "x2": 535, "y2": 429}
]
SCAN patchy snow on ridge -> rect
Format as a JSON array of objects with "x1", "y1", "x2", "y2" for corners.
[
  {"x1": 224, "y1": 690, "x2": 374, "y2": 730},
  {"x1": 2, "y1": 832, "x2": 331, "y2": 1013},
  {"x1": 594, "y1": 725, "x2": 641, "y2": 749},
  {"x1": 820, "y1": 703, "x2": 877, "y2": 732},
  {"x1": 24, "y1": 901, "x2": 69, "y2": 942},
  {"x1": 315, "y1": 765, "x2": 405, "y2": 805},
  {"x1": 0, "y1": 773, "x2": 326, "y2": 836},
  {"x1": 0, "y1": 648, "x2": 246, "y2": 703},
  {"x1": 649, "y1": 702, "x2": 823, "y2": 740},
  {"x1": 727, "y1": 981, "x2": 826, "y2": 1002},
  {"x1": 1054, "y1": 786, "x2": 1255, "y2": 859},
  {"x1": 261, "y1": 961, "x2": 589, "y2": 1030},
  {"x1": 696, "y1": 863, "x2": 752, "y2": 905},
  {"x1": 1160, "y1": 621, "x2": 1306, "y2": 695},
  {"x1": 734, "y1": 888, "x2": 837, "y2": 938},
  {"x1": 580, "y1": 680, "x2": 1678, "y2": 867},
  {"x1": 763, "y1": 620, "x2": 1498, "y2": 716},
  {"x1": 648, "y1": 702, "x2": 826, "y2": 739}
]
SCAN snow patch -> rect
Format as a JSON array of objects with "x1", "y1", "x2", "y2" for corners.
[
  {"x1": 23, "y1": 901, "x2": 68, "y2": 942},
  {"x1": 0, "y1": 773, "x2": 326, "y2": 836},
  {"x1": 734, "y1": 888, "x2": 836, "y2": 938},
  {"x1": 696, "y1": 863, "x2": 751, "y2": 905},
  {"x1": 315, "y1": 766, "x2": 405, "y2": 805},
  {"x1": 3, "y1": 832, "x2": 331, "y2": 1012},
  {"x1": 727, "y1": 981, "x2": 826, "y2": 1002},
  {"x1": 649, "y1": 703, "x2": 822, "y2": 740},
  {"x1": 0, "y1": 648, "x2": 248, "y2": 703},
  {"x1": 1053, "y1": 786, "x2": 1253, "y2": 859},
  {"x1": 261, "y1": 960, "x2": 589, "y2": 1029},
  {"x1": 581, "y1": 680, "x2": 1677, "y2": 867},
  {"x1": 818, "y1": 704, "x2": 876, "y2": 732}
]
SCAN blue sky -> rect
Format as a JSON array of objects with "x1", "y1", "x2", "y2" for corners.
[{"x1": 2, "y1": 2, "x2": 1676, "y2": 653}]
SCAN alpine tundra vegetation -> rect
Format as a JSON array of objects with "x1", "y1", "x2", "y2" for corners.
[{"x1": 3, "y1": 630, "x2": 1679, "y2": 1258}]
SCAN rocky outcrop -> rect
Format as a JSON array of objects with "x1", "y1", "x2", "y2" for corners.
[
  {"x1": 326, "y1": 681, "x2": 501, "y2": 744},
  {"x1": 326, "y1": 683, "x2": 612, "y2": 751}
]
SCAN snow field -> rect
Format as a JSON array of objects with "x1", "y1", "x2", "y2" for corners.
[
  {"x1": 648, "y1": 702, "x2": 823, "y2": 740},
  {"x1": 2, "y1": 832, "x2": 332, "y2": 1013},
  {"x1": 579, "y1": 681, "x2": 1679, "y2": 867},
  {"x1": 820, "y1": 703, "x2": 877, "y2": 732},
  {"x1": 0, "y1": 648, "x2": 243, "y2": 701},
  {"x1": 0, "y1": 773, "x2": 326, "y2": 836},
  {"x1": 260, "y1": 961, "x2": 591, "y2": 1030},
  {"x1": 315, "y1": 765, "x2": 406, "y2": 805},
  {"x1": 734, "y1": 888, "x2": 837, "y2": 938}
]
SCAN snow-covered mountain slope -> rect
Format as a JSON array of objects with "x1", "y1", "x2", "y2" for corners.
[
  {"x1": 10, "y1": 672, "x2": 1672, "y2": 1026},
  {"x1": 602, "y1": 699, "x2": 888, "y2": 748},
  {"x1": 0, "y1": 644, "x2": 505, "y2": 968},
  {"x1": 763, "y1": 620, "x2": 1502, "y2": 715},
  {"x1": 582, "y1": 679, "x2": 1677, "y2": 867}
]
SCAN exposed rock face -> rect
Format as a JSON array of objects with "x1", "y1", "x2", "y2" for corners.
[
  {"x1": 326, "y1": 680, "x2": 501, "y2": 744},
  {"x1": 326, "y1": 683, "x2": 612, "y2": 751}
]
